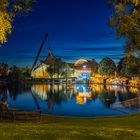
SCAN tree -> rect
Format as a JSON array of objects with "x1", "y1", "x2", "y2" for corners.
[
  {"x1": 108, "y1": 0, "x2": 140, "y2": 57},
  {"x1": 0, "y1": 62, "x2": 8, "y2": 76},
  {"x1": 117, "y1": 56, "x2": 140, "y2": 77},
  {"x1": 47, "y1": 58, "x2": 63, "y2": 78},
  {"x1": 98, "y1": 57, "x2": 116, "y2": 76},
  {"x1": 108, "y1": 0, "x2": 140, "y2": 77},
  {"x1": 0, "y1": 0, "x2": 34, "y2": 44},
  {"x1": 8, "y1": 65, "x2": 24, "y2": 82},
  {"x1": 20, "y1": 67, "x2": 31, "y2": 78},
  {"x1": 53, "y1": 58, "x2": 64, "y2": 78},
  {"x1": 117, "y1": 57, "x2": 126, "y2": 76},
  {"x1": 47, "y1": 59, "x2": 74, "y2": 79},
  {"x1": 61, "y1": 63, "x2": 74, "y2": 78},
  {"x1": 89, "y1": 59, "x2": 99, "y2": 74}
]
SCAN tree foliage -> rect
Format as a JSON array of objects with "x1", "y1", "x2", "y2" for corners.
[
  {"x1": 98, "y1": 57, "x2": 116, "y2": 76},
  {"x1": 47, "y1": 59, "x2": 74, "y2": 78},
  {"x1": 8, "y1": 65, "x2": 24, "y2": 82},
  {"x1": 117, "y1": 56, "x2": 140, "y2": 77},
  {"x1": 89, "y1": 59, "x2": 99, "y2": 74},
  {"x1": 0, "y1": 0, "x2": 34, "y2": 44},
  {"x1": 0, "y1": 62, "x2": 30, "y2": 81},
  {"x1": 61, "y1": 63, "x2": 74, "y2": 78},
  {"x1": 47, "y1": 59, "x2": 63, "y2": 78},
  {"x1": 109, "y1": 0, "x2": 140, "y2": 77},
  {"x1": 0, "y1": 62, "x2": 8, "y2": 76},
  {"x1": 109, "y1": 0, "x2": 140, "y2": 56}
]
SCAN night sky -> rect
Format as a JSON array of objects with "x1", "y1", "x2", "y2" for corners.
[{"x1": 0, "y1": 0, "x2": 125, "y2": 67}]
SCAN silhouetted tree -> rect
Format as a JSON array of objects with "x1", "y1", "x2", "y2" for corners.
[
  {"x1": 0, "y1": 63, "x2": 9, "y2": 76},
  {"x1": 98, "y1": 57, "x2": 116, "y2": 76},
  {"x1": 117, "y1": 56, "x2": 140, "y2": 77},
  {"x1": 8, "y1": 65, "x2": 24, "y2": 82}
]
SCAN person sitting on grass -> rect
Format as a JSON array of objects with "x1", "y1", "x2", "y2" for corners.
[{"x1": 0, "y1": 98, "x2": 8, "y2": 111}]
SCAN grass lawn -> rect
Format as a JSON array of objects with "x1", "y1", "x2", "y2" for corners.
[{"x1": 0, "y1": 113, "x2": 140, "y2": 140}]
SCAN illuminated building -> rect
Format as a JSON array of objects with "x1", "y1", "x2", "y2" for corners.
[
  {"x1": 31, "y1": 48, "x2": 57, "y2": 78},
  {"x1": 74, "y1": 59, "x2": 98, "y2": 81},
  {"x1": 31, "y1": 48, "x2": 98, "y2": 80}
]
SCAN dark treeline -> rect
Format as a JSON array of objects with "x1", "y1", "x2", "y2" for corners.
[
  {"x1": 0, "y1": 63, "x2": 31, "y2": 83},
  {"x1": 97, "y1": 56, "x2": 140, "y2": 77}
]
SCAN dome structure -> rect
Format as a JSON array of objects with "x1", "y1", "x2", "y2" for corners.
[{"x1": 74, "y1": 59, "x2": 88, "y2": 67}]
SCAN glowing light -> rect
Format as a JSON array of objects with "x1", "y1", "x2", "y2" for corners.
[{"x1": 83, "y1": 65, "x2": 87, "y2": 69}]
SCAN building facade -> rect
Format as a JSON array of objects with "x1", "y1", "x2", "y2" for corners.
[{"x1": 31, "y1": 49, "x2": 98, "y2": 80}]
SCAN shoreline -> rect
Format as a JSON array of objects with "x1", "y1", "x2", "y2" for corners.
[
  {"x1": 0, "y1": 80, "x2": 140, "y2": 88},
  {"x1": 0, "y1": 108, "x2": 140, "y2": 121}
]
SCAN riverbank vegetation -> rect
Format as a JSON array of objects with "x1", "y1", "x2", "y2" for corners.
[
  {"x1": 0, "y1": 63, "x2": 31, "y2": 83},
  {"x1": 0, "y1": 113, "x2": 140, "y2": 140}
]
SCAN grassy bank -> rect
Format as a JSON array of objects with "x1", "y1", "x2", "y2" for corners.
[{"x1": 0, "y1": 113, "x2": 140, "y2": 140}]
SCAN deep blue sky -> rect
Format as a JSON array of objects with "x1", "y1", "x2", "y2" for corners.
[{"x1": 0, "y1": 0, "x2": 125, "y2": 67}]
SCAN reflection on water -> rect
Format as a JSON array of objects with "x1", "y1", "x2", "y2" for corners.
[{"x1": 0, "y1": 84, "x2": 140, "y2": 117}]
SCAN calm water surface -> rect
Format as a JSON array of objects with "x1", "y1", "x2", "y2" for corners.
[{"x1": 0, "y1": 84, "x2": 140, "y2": 117}]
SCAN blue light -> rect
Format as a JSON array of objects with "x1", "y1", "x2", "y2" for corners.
[
  {"x1": 76, "y1": 84, "x2": 88, "y2": 93},
  {"x1": 77, "y1": 73, "x2": 90, "y2": 81}
]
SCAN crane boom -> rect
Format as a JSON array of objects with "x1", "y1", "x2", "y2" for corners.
[{"x1": 31, "y1": 33, "x2": 48, "y2": 72}]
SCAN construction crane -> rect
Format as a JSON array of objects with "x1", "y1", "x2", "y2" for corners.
[
  {"x1": 31, "y1": 33, "x2": 48, "y2": 72},
  {"x1": 30, "y1": 33, "x2": 48, "y2": 113}
]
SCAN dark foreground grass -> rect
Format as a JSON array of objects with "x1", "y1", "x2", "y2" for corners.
[{"x1": 0, "y1": 113, "x2": 140, "y2": 140}]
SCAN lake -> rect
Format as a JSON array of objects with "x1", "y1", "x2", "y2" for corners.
[{"x1": 0, "y1": 84, "x2": 140, "y2": 117}]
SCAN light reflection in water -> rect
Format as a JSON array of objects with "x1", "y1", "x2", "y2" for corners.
[{"x1": 0, "y1": 84, "x2": 140, "y2": 117}]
